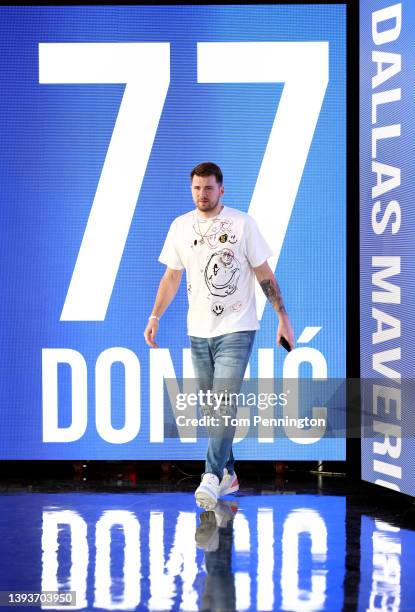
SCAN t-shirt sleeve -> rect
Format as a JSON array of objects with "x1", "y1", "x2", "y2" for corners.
[
  {"x1": 158, "y1": 220, "x2": 184, "y2": 270},
  {"x1": 244, "y1": 215, "x2": 273, "y2": 268}
]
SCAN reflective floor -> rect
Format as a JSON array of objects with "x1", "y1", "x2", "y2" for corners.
[{"x1": 0, "y1": 477, "x2": 414, "y2": 611}]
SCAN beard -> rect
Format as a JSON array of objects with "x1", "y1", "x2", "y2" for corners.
[{"x1": 196, "y1": 196, "x2": 221, "y2": 213}]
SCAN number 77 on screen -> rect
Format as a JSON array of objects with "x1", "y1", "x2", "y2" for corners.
[{"x1": 39, "y1": 41, "x2": 328, "y2": 322}]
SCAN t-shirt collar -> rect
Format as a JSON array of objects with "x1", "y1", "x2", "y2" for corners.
[{"x1": 195, "y1": 204, "x2": 226, "y2": 223}]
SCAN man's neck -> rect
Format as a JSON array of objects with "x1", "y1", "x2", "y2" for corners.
[{"x1": 196, "y1": 203, "x2": 224, "y2": 220}]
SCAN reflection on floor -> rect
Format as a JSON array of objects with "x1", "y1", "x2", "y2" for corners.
[{"x1": 0, "y1": 480, "x2": 414, "y2": 611}]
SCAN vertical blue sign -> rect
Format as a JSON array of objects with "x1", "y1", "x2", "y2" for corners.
[{"x1": 360, "y1": 0, "x2": 415, "y2": 496}]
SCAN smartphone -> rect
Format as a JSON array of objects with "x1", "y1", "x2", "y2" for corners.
[{"x1": 280, "y1": 336, "x2": 292, "y2": 352}]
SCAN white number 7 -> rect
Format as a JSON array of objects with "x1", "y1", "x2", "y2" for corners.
[
  {"x1": 39, "y1": 43, "x2": 170, "y2": 321},
  {"x1": 198, "y1": 42, "x2": 328, "y2": 319}
]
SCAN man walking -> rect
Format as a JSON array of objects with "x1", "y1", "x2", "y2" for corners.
[{"x1": 144, "y1": 162, "x2": 294, "y2": 510}]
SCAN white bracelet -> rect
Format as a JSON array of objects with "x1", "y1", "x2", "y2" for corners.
[{"x1": 149, "y1": 315, "x2": 160, "y2": 321}]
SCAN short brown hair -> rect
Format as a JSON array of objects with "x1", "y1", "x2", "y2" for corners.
[{"x1": 190, "y1": 162, "x2": 223, "y2": 185}]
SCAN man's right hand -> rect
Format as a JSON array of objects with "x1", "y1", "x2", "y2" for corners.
[
  {"x1": 144, "y1": 318, "x2": 159, "y2": 348},
  {"x1": 144, "y1": 267, "x2": 182, "y2": 348}
]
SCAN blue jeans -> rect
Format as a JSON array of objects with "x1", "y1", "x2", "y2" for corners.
[{"x1": 190, "y1": 330, "x2": 256, "y2": 480}]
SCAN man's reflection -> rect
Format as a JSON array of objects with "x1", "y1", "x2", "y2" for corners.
[{"x1": 195, "y1": 501, "x2": 238, "y2": 612}]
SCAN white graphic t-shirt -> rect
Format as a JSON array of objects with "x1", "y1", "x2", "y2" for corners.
[{"x1": 158, "y1": 205, "x2": 273, "y2": 338}]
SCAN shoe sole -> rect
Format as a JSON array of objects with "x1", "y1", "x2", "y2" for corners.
[
  {"x1": 195, "y1": 522, "x2": 219, "y2": 550},
  {"x1": 195, "y1": 489, "x2": 217, "y2": 510}
]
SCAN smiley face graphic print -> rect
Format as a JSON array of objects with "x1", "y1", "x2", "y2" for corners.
[{"x1": 158, "y1": 206, "x2": 273, "y2": 337}]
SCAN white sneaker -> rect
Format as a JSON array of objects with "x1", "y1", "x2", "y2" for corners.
[
  {"x1": 195, "y1": 511, "x2": 219, "y2": 551},
  {"x1": 219, "y1": 468, "x2": 239, "y2": 497},
  {"x1": 195, "y1": 473, "x2": 220, "y2": 510},
  {"x1": 195, "y1": 502, "x2": 238, "y2": 551}
]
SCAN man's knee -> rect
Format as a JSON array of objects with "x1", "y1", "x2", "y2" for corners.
[{"x1": 215, "y1": 392, "x2": 237, "y2": 419}]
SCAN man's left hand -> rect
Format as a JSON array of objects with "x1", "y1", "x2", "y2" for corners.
[{"x1": 277, "y1": 314, "x2": 295, "y2": 350}]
